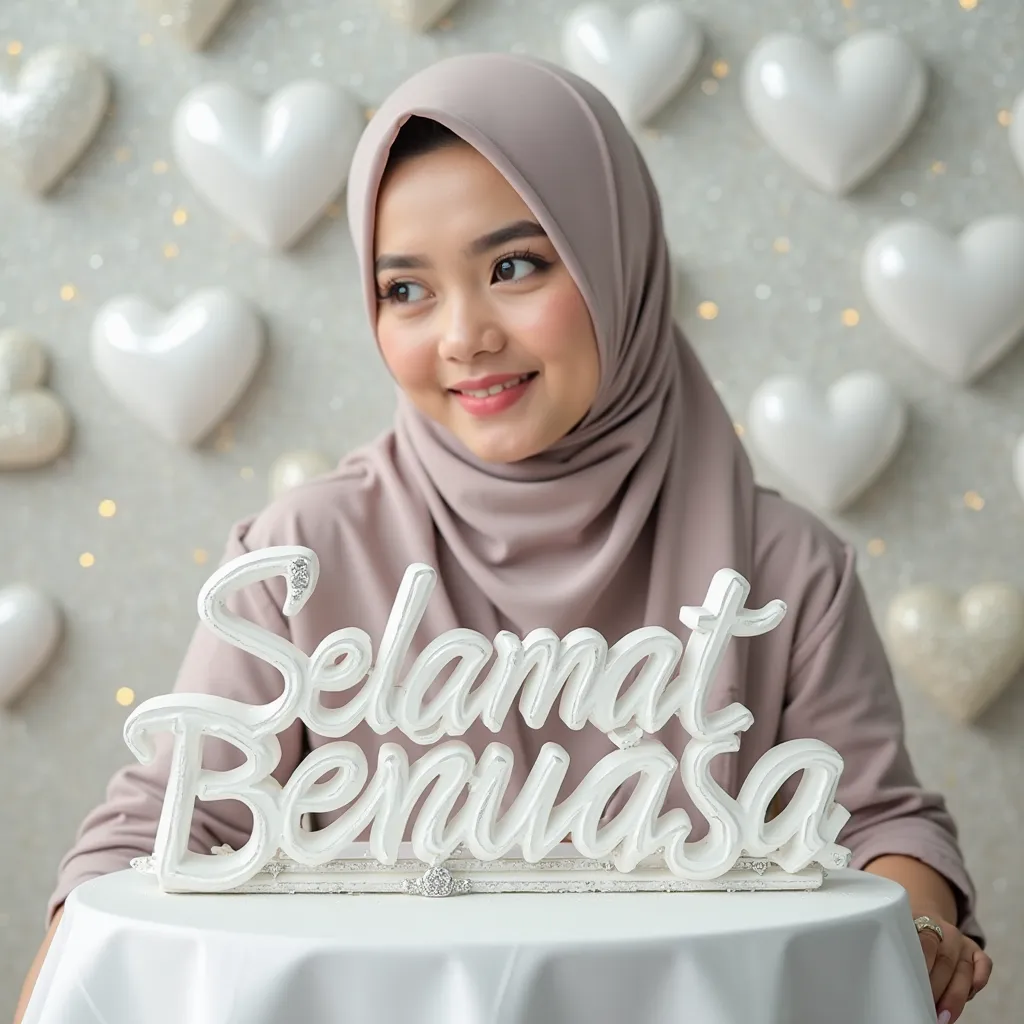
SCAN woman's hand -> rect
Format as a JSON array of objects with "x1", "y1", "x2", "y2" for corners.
[{"x1": 916, "y1": 916, "x2": 992, "y2": 1023}]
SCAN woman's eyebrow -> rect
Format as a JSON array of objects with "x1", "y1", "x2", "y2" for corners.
[{"x1": 374, "y1": 220, "x2": 547, "y2": 274}]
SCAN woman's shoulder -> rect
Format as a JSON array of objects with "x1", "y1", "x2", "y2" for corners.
[
  {"x1": 229, "y1": 446, "x2": 406, "y2": 565},
  {"x1": 751, "y1": 487, "x2": 859, "y2": 654}
]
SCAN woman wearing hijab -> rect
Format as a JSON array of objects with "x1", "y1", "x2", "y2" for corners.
[{"x1": 17, "y1": 53, "x2": 991, "y2": 1023}]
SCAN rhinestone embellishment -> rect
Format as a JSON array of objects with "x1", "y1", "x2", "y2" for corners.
[
  {"x1": 288, "y1": 557, "x2": 311, "y2": 594},
  {"x1": 403, "y1": 865, "x2": 472, "y2": 897}
]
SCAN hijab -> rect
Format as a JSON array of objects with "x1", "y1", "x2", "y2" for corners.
[{"x1": 344, "y1": 51, "x2": 756, "y2": 719}]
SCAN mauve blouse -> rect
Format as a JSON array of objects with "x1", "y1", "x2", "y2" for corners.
[{"x1": 46, "y1": 480, "x2": 983, "y2": 945}]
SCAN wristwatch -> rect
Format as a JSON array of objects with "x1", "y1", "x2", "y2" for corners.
[{"x1": 914, "y1": 915, "x2": 945, "y2": 942}]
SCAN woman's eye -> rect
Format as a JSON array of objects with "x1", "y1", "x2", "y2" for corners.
[
  {"x1": 494, "y1": 257, "x2": 537, "y2": 283},
  {"x1": 381, "y1": 281, "x2": 428, "y2": 303}
]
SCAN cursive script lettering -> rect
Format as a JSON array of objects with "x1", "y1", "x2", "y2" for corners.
[{"x1": 123, "y1": 546, "x2": 852, "y2": 892}]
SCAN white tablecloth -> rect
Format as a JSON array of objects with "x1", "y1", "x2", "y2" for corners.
[{"x1": 24, "y1": 868, "x2": 936, "y2": 1024}]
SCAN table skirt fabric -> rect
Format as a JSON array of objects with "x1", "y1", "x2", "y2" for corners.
[{"x1": 24, "y1": 868, "x2": 936, "y2": 1024}]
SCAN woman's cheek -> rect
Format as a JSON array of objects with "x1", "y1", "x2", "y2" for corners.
[{"x1": 511, "y1": 286, "x2": 594, "y2": 363}]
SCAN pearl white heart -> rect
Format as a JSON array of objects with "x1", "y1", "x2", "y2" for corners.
[
  {"x1": 1013, "y1": 436, "x2": 1024, "y2": 504},
  {"x1": 172, "y1": 80, "x2": 363, "y2": 249},
  {"x1": 0, "y1": 328, "x2": 72, "y2": 469},
  {"x1": 747, "y1": 371, "x2": 906, "y2": 513},
  {"x1": 886, "y1": 583, "x2": 1024, "y2": 723},
  {"x1": 862, "y1": 216, "x2": 1024, "y2": 384},
  {"x1": 138, "y1": 0, "x2": 238, "y2": 50},
  {"x1": 269, "y1": 450, "x2": 333, "y2": 499},
  {"x1": 90, "y1": 288, "x2": 263, "y2": 446},
  {"x1": 742, "y1": 31, "x2": 926, "y2": 195},
  {"x1": 0, "y1": 45, "x2": 110, "y2": 195},
  {"x1": 379, "y1": 0, "x2": 460, "y2": 31},
  {"x1": 1008, "y1": 89, "x2": 1024, "y2": 180},
  {"x1": 0, "y1": 584, "x2": 62, "y2": 707},
  {"x1": 562, "y1": 2, "x2": 703, "y2": 127}
]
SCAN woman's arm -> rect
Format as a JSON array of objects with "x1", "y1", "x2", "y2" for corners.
[
  {"x1": 13, "y1": 906, "x2": 63, "y2": 1024},
  {"x1": 864, "y1": 854, "x2": 957, "y2": 921},
  {"x1": 771, "y1": 525, "x2": 991, "y2": 1021}
]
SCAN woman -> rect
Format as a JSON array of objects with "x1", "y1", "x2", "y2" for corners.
[{"x1": 17, "y1": 52, "x2": 991, "y2": 1023}]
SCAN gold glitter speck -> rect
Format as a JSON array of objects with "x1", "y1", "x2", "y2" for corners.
[
  {"x1": 172, "y1": 208, "x2": 188, "y2": 226},
  {"x1": 733, "y1": 422, "x2": 746, "y2": 437},
  {"x1": 773, "y1": 236, "x2": 791, "y2": 253},
  {"x1": 79, "y1": 552, "x2": 96, "y2": 568},
  {"x1": 959, "y1": 0, "x2": 978, "y2": 9},
  {"x1": 841, "y1": 308, "x2": 860, "y2": 327},
  {"x1": 115, "y1": 687, "x2": 136, "y2": 707},
  {"x1": 152, "y1": 159, "x2": 169, "y2": 174},
  {"x1": 98, "y1": 499, "x2": 117, "y2": 518},
  {"x1": 964, "y1": 490, "x2": 985, "y2": 510},
  {"x1": 930, "y1": 160, "x2": 947, "y2": 174},
  {"x1": 712, "y1": 60, "x2": 729, "y2": 78},
  {"x1": 193, "y1": 548, "x2": 209, "y2": 565},
  {"x1": 60, "y1": 284, "x2": 77, "y2": 301},
  {"x1": 6, "y1": 41, "x2": 23, "y2": 56},
  {"x1": 866, "y1": 538, "x2": 886, "y2": 557},
  {"x1": 240, "y1": 466, "x2": 255, "y2": 480},
  {"x1": 364, "y1": 107, "x2": 377, "y2": 122},
  {"x1": 697, "y1": 301, "x2": 719, "y2": 320},
  {"x1": 163, "y1": 243, "x2": 180, "y2": 259},
  {"x1": 998, "y1": 109, "x2": 1013, "y2": 127},
  {"x1": 114, "y1": 146, "x2": 132, "y2": 163},
  {"x1": 701, "y1": 79, "x2": 719, "y2": 95}
]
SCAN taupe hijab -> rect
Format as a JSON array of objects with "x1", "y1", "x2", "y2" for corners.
[{"x1": 346, "y1": 53, "x2": 756, "y2": 689}]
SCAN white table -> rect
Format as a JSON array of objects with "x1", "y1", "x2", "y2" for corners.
[{"x1": 24, "y1": 868, "x2": 936, "y2": 1024}]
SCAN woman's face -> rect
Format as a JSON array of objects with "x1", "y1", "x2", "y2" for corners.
[{"x1": 373, "y1": 142, "x2": 600, "y2": 464}]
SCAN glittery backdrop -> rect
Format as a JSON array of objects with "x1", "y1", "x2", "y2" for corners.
[{"x1": 1, "y1": 1, "x2": 1022, "y2": 1020}]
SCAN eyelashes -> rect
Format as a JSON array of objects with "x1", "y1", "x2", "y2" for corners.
[{"x1": 376, "y1": 249, "x2": 552, "y2": 304}]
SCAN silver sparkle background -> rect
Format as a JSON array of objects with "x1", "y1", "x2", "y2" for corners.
[{"x1": 1, "y1": 0, "x2": 1021, "y2": 1019}]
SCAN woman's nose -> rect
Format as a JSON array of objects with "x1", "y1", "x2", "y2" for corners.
[{"x1": 437, "y1": 292, "x2": 505, "y2": 361}]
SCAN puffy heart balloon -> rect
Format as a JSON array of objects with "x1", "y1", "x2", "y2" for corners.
[
  {"x1": 742, "y1": 30, "x2": 926, "y2": 195},
  {"x1": 887, "y1": 583, "x2": 1024, "y2": 723},
  {"x1": 0, "y1": 584, "x2": 62, "y2": 707},
  {"x1": 562, "y1": 2, "x2": 703, "y2": 127},
  {"x1": 0, "y1": 45, "x2": 110, "y2": 195},
  {"x1": 138, "y1": 0, "x2": 238, "y2": 50},
  {"x1": 861, "y1": 216, "x2": 1024, "y2": 384},
  {"x1": 172, "y1": 79, "x2": 363, "y2": 249},
  {"x1": 379, "y1": 0, "x2": 461, "y2": 31},
  {"x1": 747, "y1": 372, "x2": 906, "y2": 512},
  {"x1": 0, "y1": 328, "x2": 72, "y2": 469},
  {"x1": 90, "y1": 288, "x2": 264, "y2": 446},
  {"x1": 269, "y1": 450, "x2": 333, "y2": 499}
]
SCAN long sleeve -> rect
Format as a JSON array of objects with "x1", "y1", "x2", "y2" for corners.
[
  {"x1": 45, "y1": 517, "x2": 306, "y2": 925},
  {"x1": 779, "y1": 540, "x2": 984, "y2": 946}
]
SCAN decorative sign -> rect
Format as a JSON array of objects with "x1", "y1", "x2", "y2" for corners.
[{"x1": 126, "y1": 547, "x2": 852, "y2": 896}]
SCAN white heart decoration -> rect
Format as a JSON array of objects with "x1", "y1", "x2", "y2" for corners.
[
  {"x1": 1008, "y1": 89, "x2": 1024, "y2": 179},
  {"x1": 0, "y1": 584, "x2": 62, "y2": 707},
  {"x1": 862, "y1": 216, "x2": 1024, "y2": 384},
  {"x1": 90, "y1": 288, "x2": 264, "y2": 446},
  {"x1": 379, "y1": 0, "x2": 461, "y2": 31},
  {"x1": 887, "y1": 583, "x2": 1024, "y2": 723},
  {"x1": 561, "y1": 2, "x2": 703, "y2": 127},
  {"x1": 1012, "y1": 436, "x2": 1024, "y2": 504},
  {"x1": 269, "y1": 450, "x2": 333, "y2": 499},
  {"x1": 747, "y1": 372, "x2": 906, "y2": 512},
  {"x1": 0, "y1": 328, "x2": 72, "y2": 469},
  {"x1": 0, "y1": 45, "x2": 110, "y2": 196},
  {"x1": 138, "y1": 0, "x2": 238, "y2": 50},
  {"x1": 742, "y1": 31, "x2": 926, "y2": 195},
  {"x1": 172, "y1": 80, "x2": 363, "y2": 249}
]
